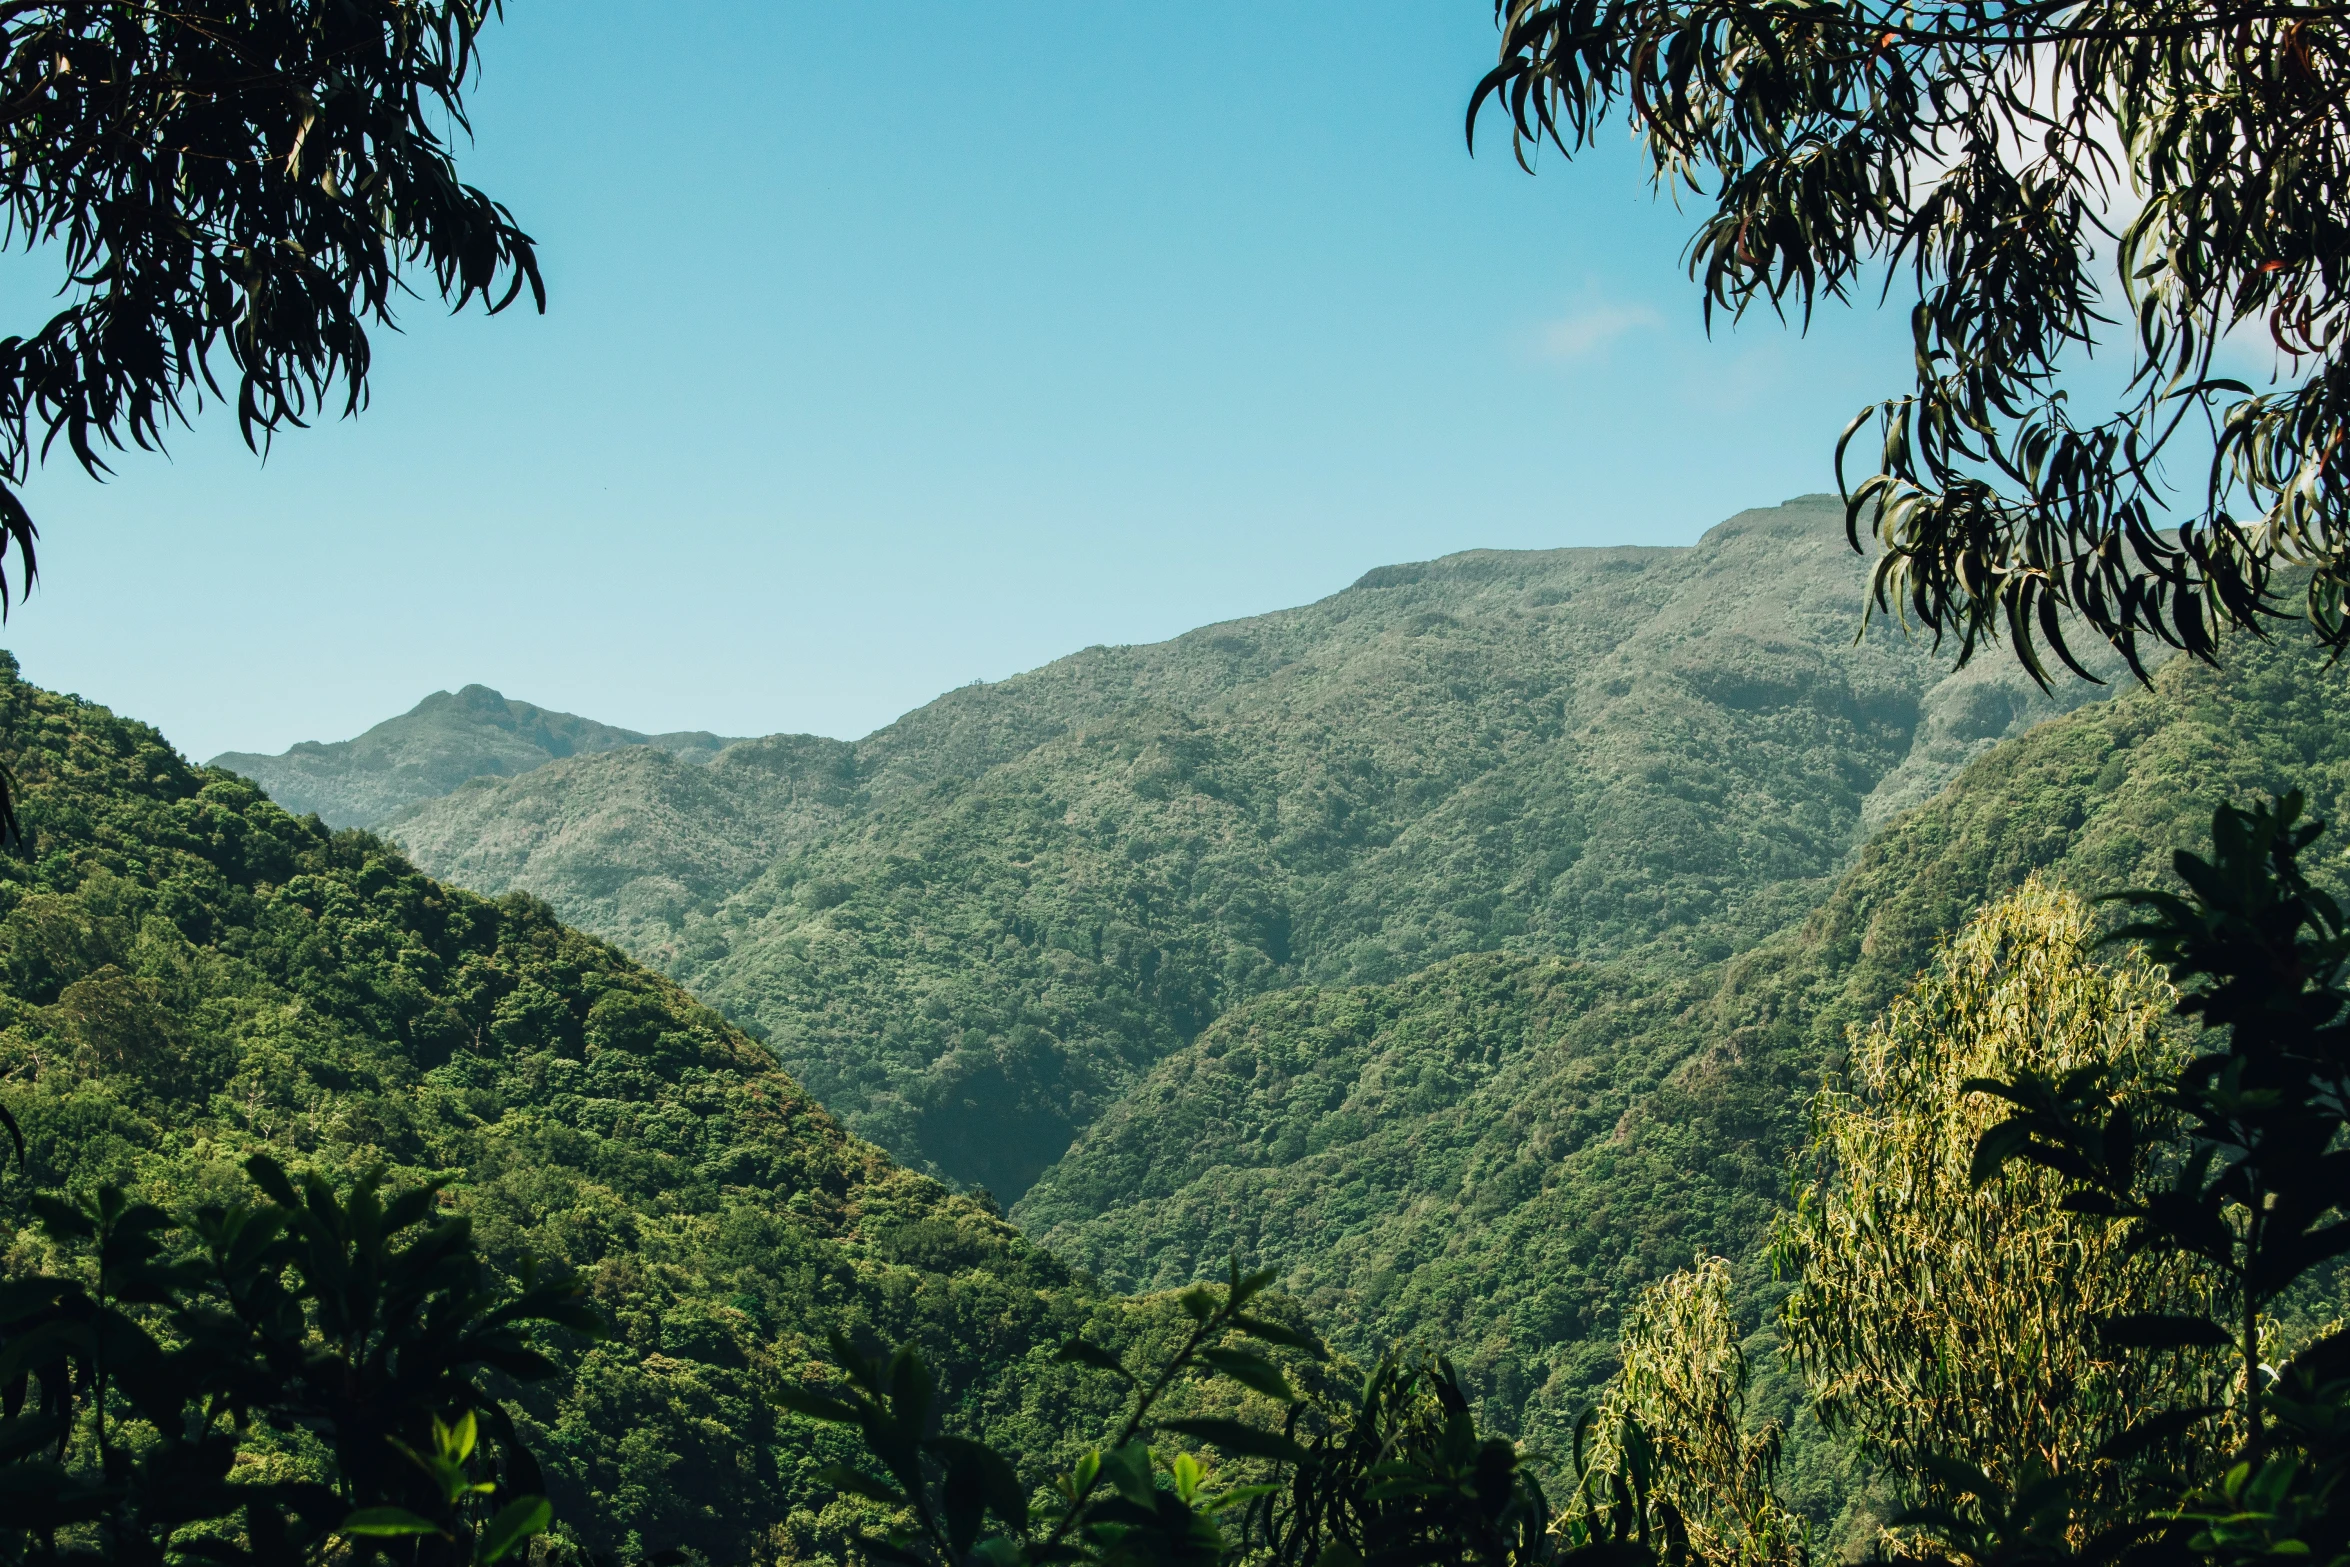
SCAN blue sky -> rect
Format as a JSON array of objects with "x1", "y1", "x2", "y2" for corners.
[{"x1": 0, "y1": 2, "x2": 1915, "y2": 761}]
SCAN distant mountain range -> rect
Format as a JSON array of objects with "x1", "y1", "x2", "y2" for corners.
[
  {"x1": 208, "y1": 684, "x2": 742, "y2": 827},
  {"x1": 331, "y1": 496, "x2": 2113, "y2": 1200},
  {"x1": 153, "y1": 492, "x2": 2350, "y2": 1542}
]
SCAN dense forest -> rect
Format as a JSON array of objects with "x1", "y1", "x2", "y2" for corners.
[
  {"x1": 195, "y1": 494, "x2": 2350, "y2": 1519},
  {"x1": 9, "y1": 0, "x2": 2350, "y2": 1560},
  {"x1": 381, "y1": 498, "x2": 2109, "y2": 1199},
  {"x1": 17, "y1": 529, "x2": 2350, "y2": 1565},
  {"x1": 1021, "y1": 619, "x2": 2350, "y2": 1475},
  {"x1": 0, "y1": 655, "x2": 1121, "y2": 1562}
]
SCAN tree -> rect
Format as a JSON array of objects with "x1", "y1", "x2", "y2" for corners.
[
  {"x1": 785, "y1": 1262, "x2": 1676, "y2": 1567},
  {"x1": 1571, "y1": 1259, "x2": 1808, "y2": 1567},
  {"x1": 0, "y1": 1, "x2": 538, "y2": 841},
  {"x1": 0, "y1": 2, "x2": 541, "y2": 610},
  {"x1": 1970, "y1": 795, "x2": 2350, "y2": 1567},
  {"x1": 1474, "y1": 0, "x2": 2350, "y2": 682},
  {"x1": 778, "y1": 1263, "x2": 1331, "y2": 1567},
  {"x1": 1775, "y1": 881, "x2": 2217, "y2": 1554}
]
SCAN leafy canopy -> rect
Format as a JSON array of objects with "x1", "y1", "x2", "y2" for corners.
[
  {"x1": 1964, "y1": 796, "x2": 2350, "y2": 1564},
  {"x1": 1572, "y1": 1259, "x2": 1807, "y2": 1567},
  {"x1": 1474, "y1": 0, "x2": 2350, "y2": 680},
  {"x1": 0, "y1": 652, "x2": 1102, "y2": 1563},
  {"x1": 0, "y1": 2, "x2": 540, "y2": 606},
  {"x1": 1776, "y1": 882, "x2": 2214, "y2": 1549},
  {"x1": 0, "y1": 1155, "x2": 589, "y2": 1567},
  {"x1": 805, "y1": 794, "x2": 2350, "y2": 1567},
  {"x1": 789, "y1": 1260, "x2": 1688, "y2": 1567}
]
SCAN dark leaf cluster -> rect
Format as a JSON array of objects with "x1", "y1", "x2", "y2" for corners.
[
  {"x1": 0, "y1": 1, "x2": 541, "y2": 606},
  {"x1": 785, "y1": 1262, "x2": 1311, "y2": 1567},
  {"x1": 794, "y1": 1263, "x2": 1724, "y2": 1567},
  {"x1": 1473, "y1": 0, "x2": 2350, "y2": 681},
  {"x1": 0, "y1": 1153, "x2": 592, "y2": 1567}
]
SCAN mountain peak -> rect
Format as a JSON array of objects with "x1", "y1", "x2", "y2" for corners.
[{"x1": 208, "y1": 689, "x2": 744, "y2": 828}]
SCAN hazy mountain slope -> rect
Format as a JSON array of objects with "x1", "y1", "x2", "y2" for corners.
[
  {"x1": 1014, "y1": 623, "x2": 2350, "y2": 1473},
  {"x1": 393, "y1": 497, "x2": 2106, "y2": 1197},
  {"x1": 0, "y1": 656, "x2": 1095, "y2": 1562},
  {"x1": 384, "y1": 733, "x2": 861, "y2": 945},
  {"x1": 211, "y1": 682, "x2": 742, "y2": 827}
]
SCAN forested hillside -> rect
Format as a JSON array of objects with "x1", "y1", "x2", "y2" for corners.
[
  {"x1": 1015, "y1": 622, "x2": 2350, "y2": 1485},
  {"x1": 389, "y1": 497, "x2": 2107, "y2": 1197},
  {"x1": 211, "y1": 683, "x2": 741, "y2": 828},
  {"x1": 0, "y1": 656, "x2": 1103, "y2": 1563},
  {"x1": 43, "y1": 538, "x2": 2339, "y2": 1556}
]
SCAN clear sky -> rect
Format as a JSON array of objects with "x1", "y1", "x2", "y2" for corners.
[{"x1": 0, "y1": 2, "x2": 1916, "y2": 762}]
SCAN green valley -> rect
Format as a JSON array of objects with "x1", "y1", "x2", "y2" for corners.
[
  {"x1": 15, "y1": 4, "x2": 2350, "y2": 1561},
  {"x1": 188, "y1": 498, "x2": 2350, "y2": 1550},
  {"x1": 1017, "y1": 622, "x2": 2350, "y2": 1476}
]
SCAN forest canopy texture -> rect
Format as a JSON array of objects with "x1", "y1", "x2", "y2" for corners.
[
  {"x1": 6, "y1": 2, "x2": 2350, "y2": 1564},
  {"x1": 208, "y1": 515, "x2": 2350, "y2": 1558},
  {"x1": 10, "y1": 565, "x2": 2350, "y2": 1566},
  {"x1": 384, "y1": 500, "x2": 2111, "y2": 1202},
  {"x1": 1020, "y1": 618, "x2": 2350, "y2": 1483},
  {"x1": 0, "y1": 655, "x2": 1112, "y2": 1563}
]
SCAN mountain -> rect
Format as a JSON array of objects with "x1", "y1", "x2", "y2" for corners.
[
  {"x1": 1013, "y1": 619, "x2": 2350, "y2": 1513},
  {"x1": 383, "y1": 732, "x2": 862, "y2": 954},
  {"x1": 386, "y1": 496, "x2": 2115, "y2": 1199},
  {"x1": 209, "y1": 683, "x2": 743, "y2": 828},
  {"x1": 18, "y1": 514, "x2": 2333, "y2": 1555},
  {"x1": 0, "y1": 655, "x2": 1096, "y2": 1562}
]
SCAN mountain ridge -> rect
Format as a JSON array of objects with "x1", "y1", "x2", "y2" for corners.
[
  {"x1": 20, "y1": 507, "x2": 2332, "y2": 1552},
  {"x1": 0, "y1": 653, "x2": 1104, "y2": 1561},
  {"x1": 210, "y1": 682, "x2": 744, "y2": 828},
  {"x1": 1013, "y1": 621, "x2": 2350, "y2": 1506},
  {"x1": 386, "y1": 497, "x2": 2119, "y2": 1198}
]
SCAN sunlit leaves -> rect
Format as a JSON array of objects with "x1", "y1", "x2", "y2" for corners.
[
  {"x1": 1568, "y1": 1261, "x2": 1806, "y2": 1567},
  {"x1": 1951, "y1": 794, "x2": 2350, "y2": 1563},
  {"x1": 1973, "y1": 793, "x2": 2350, "y2": 1457},
  {"x1": 1774, "y1": 879, "x2": 2217, "y2": 1552}
]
